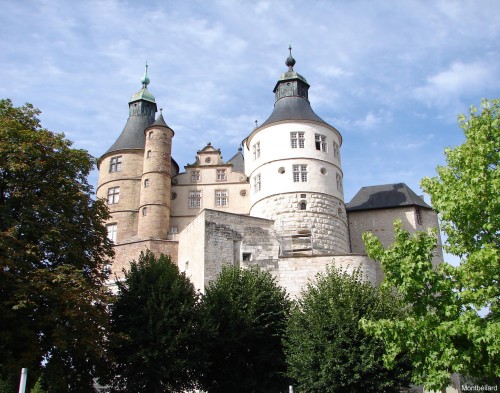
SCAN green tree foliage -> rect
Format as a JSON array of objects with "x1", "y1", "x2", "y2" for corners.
[
  {"x1": 107, "y1": 251, "x2": 200, "y2": 393},
  {"x1": 0, "y1": 99, "x2": 114, "y2": 392},
  {"x1": 198, "y1": 265, "x2": 291, "y2": 393},
  {"x1": 284, "y1": 266, "x2": 411, "y2": 393},
  {"x1": 362, "y1": 99, "x2": 500, "y2": 390}
]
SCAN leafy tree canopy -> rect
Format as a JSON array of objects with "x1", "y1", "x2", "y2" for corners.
[
  {"x1": 198, "y1": 265, "x2": 291, "y2": 393},
  {"x1": 107, "y1": 251, "x2": 200, "y2": 393},
  {"x1": 0, "y1": 99, "x2": 113, "y2": 392},
  {"x1": 284, "y1": 266, "x2": 411, "y2": 393},
  {"x1": 362, "y1": 99, "x2": 500, "y2": 391}
]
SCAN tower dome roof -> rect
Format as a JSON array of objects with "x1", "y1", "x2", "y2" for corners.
[
  {"x1": 103, "y1": 65, "x2": 157, "y2": 156},
  {"x1": 259, "y1": 46, "x2": 330, "y2": 128}
]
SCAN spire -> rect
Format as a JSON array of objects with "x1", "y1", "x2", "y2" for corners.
[
  {"x1": 141, "y1": 61, "x2": 150, "y2": 88},
  {"x1": 285, "y1": 44, "x2": 296, "y2": 70}
]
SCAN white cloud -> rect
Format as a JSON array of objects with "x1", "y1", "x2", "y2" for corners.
[{"x1": 413, "y1": 60, "x2": 500, "y2": 107}]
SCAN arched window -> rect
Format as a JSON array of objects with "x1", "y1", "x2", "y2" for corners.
[{"x1": 299, "y1": 201, "x2": 307, "y2": 210}]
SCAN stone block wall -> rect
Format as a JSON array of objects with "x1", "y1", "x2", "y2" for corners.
[
  {"x1": 348, "y1": 206, "x2": 443, "y2": 265},
  {"x1": 260, "y1": 254, "x2": 382, "y2": 298},
  {"x1": 252, "y1": 192, "x2": 350, "y2": 254},
  {"x1": 109, "y1": 239, "x2": 178, "y2": 281}
]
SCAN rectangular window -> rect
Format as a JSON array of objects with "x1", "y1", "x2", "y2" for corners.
[
  {"x1": 169, "y1": 226, "x2": 178, "y2": 234},
  {"x1": 144, "y1": 178, "x2": 149, "y2": 188},
  {"x1": 290, "y1": 132, "x2": 305, "y2": 148},
  {"x1": 253, "y1": 141, "x2": 261, "y2": 159},
  {"x1": 147, "y1": 150, "x2": 152, "y2": 159},
  {"x1": 109, "y1": 156, "x2": 122, "y2": 173},
  {"x1": 107, "y1": 186, "x2": 120, "y2": 204},
  {"x1": 191, "y1": 170, "x2": 200, "y2": 182},
  {"x1": 189, "y1": 191, "x2": 202, "y2": 208},
  {"x1": 216, "y1": 169, "x2": 226, "y2": 181},
  {"x1": 254, "y1": 173, "x2": 261, "y2": 193},
  {"x1": 336, "y1": 173, "x2": 343, "y2": 191},
  {"x1": 333, "y1": 141, "x2": 340, "y2": 158},
  {"x1": 215, "y1": 190, "x2": 228, "y2": 207},
  {"x1": 106, "y1": 223, "x2": 117, "y2": 243},
  {"x1": 293, "y1": 165, "x2": 308, "y2": 182},
  {"x1": 315, "y1": 134, "x2": 327, "y2": 152}
]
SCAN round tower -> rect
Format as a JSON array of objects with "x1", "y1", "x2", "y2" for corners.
[
  {"x1": 137, "y1": 111, "x2": 174, "y2": 239},
  {"x1": 97, "y1": 65, "x2": 157, "y2": 243},
  {"x1": 243, "y1": 47, "x2": 349, "y2": 254}
]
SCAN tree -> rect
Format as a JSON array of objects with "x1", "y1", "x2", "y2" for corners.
[
  {"x1": 362, "y1": 99, "x2": 500, "y2": 390},
  {"x1": 107, "y1": 251, "x2": 200, "y2": 393},
  {"x1": 0, "y1": 99, "x2": 114, "y2": 392},
  {"x1": 198, "y1": 265, "x2": 291, "y2": 393},
  {"x1": 284, "y1": 266, "x2": 412, "y2": 393}
]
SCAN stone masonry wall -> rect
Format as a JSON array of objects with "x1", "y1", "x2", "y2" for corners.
[
  {"x1": 252, "y1": 192, "x2": 350, "y2": 254},
  {"x1": 242, "y1": 254, "x2": 382, "y2": 299},
  {"x1": 110, "y1": 239, "x2": 178, "y2": 281}
]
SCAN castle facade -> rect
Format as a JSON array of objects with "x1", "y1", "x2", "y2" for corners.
[{"x1": 97, "y1": 50, "x2": 442, "y2": 296}]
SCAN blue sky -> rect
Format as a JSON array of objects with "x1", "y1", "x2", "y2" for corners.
[{"x1": 1, "y1": 0, "x2": 499, "y2": 205}]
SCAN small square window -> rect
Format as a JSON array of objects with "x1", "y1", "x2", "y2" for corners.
[
  {"x1": 216, "y1": 169, "x2": 226, "y2": 181},
  {"x1": 189, "y1": 191, "x2": 201, "y2": 208},
  {"x1": 191, "y1": 170, "x2": 200, "y2": 182},
  {"x1": 109, "y1": 156, "x2": 122, "y2": 173},
  {"x1": 215, "y1": 190, "x2": 228, "y2": 207},
  {"x1": 107, "y1": 187, "x2": 120, "y2": 204},
  {"x1": 106, "y1": 223, "x2": 117, "y2": 243},
  {"x1": 315, "y1": 134, "x2": 327, "y2": 152}
]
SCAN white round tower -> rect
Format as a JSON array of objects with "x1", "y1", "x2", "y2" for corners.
[{"x1": 243, "y1": 47, "x2": 349, "y2": 254}]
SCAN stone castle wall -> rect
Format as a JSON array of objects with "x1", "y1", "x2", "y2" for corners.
[
  {"x1": 252, "y1": 192, "x2": 350, "y2": 254},
  {"x1": 110, "y1": 239, "x2": 178, "y2": 281}
]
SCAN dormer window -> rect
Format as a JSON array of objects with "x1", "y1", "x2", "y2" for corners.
[
  {"x1": 216, "y1": 169, "x2": 226, "y2": 182},
  {"x1": 191, "y1": 170, "x2": 200, "y2": 182},
  {"x1": 205, "y1": 157, "x2": 211, "y2": 164}
]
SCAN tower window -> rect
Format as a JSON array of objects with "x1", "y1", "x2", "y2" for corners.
[
  {"x1": 148, "y1": 131, "x2": 154, "y2": 139},
  {"x1": 290, "y1": 132, "x2": 305, "y2": 148},
  {"x1": 336, "y1": 173, "x2": 343, "y2": 192},
  {"x1": 189, "y1": 191, "x2": 202, "y2": 208},
  {"x1": 191, "y1": 170, "x2": 200, "y2": 182},
  {"x1": 254, "y1": 173, "x2": 261, "y2": 193},
  {"x1": 106, "y1": 223, "x2": 117, "y2": 243},
  {"x1": 293, "y1": 165, "x2": 307, "y2": 182},
  {"x1": 415, "y1": 207, "x2": 423, "y2": 225},
  {"x1": 253, "y1": 141, "x2": 261, "y2": 159},
  {"x1": 315, "y1": 134, "x2": 327, "y2": 152},
  {"x1": 144, "y1": 178, "x2": 149, "y2": 188},
  {"x1": 215, "y1": 190, "x2": 228, "y2": 207},
  {"x1": 147, "y1": 150, "x2": 152, "y2": 158},
  {"x1": 333, "y1": 141, "x2": 340, "y2": 158},
  {"x1": 216, "y1": 169, "x2": 227, "y2": 181},
  {"x1": 107, "y1": 187, "x2": 120, "y2": 204},
  {"x1": 299, "y1": 201, "x2": 307, "y2": 210},
  {"x1": 142, "y1": 207, "x2": 148, "y2": 216},
  {"x1": 109, "y1": 156, "x2": 122, "y2": 173}
]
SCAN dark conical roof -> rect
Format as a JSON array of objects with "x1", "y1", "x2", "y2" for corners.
[
  {"x1": 260, "y1": 47, "x2": 331, "y2": 129},
  {"x1": 260, "y1": 96, "x2": 330, "y2": 128},
  {"x1": 346, "y1": 183, "x2": 432, "y2": 212},
  {"x1": 227, "y1": 148, "x2": 245, "y2": 173},
  {"x1": 104, "y1": 67, "x2": 157, "y2": 156}
]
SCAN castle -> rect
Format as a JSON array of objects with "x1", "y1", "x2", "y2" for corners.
[{"x1": 97, "y1": 49, "x2": 442, "y2": 296}]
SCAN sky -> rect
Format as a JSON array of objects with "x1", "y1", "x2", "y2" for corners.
[{"x1": 1, "y1": 0, "x2": 499, "y2": 206}]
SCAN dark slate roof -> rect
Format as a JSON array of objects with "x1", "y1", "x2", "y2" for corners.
[
  {"x1": 147, "y1": 112, "x2": 173, "y2": 133},
  {"x1": 104, "y1": 114, "x2": 153, "y2": 155},
  {"x1": 227, "y1": 149, "x2": 245, "y2": 173},
  {"x1": 260, "y1": 96, "x2": 331, "y2": 128},
  {"x1": 346, "y1": 183, "x2": 432, "y2": 212}
]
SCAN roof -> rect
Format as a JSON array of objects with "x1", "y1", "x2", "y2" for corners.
[
  {"x1": 346, "y1": 183, "x2": 432, "y2": 212},
  {"x1": 260, "y1": 96, "x2": 330, "y2": 128},
  {"x1": 104, "y1": 114, "x2": 154, "y2": 155},
  {"x1": 227, "y1": 149, "x2": 245, "y2": 173}
]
